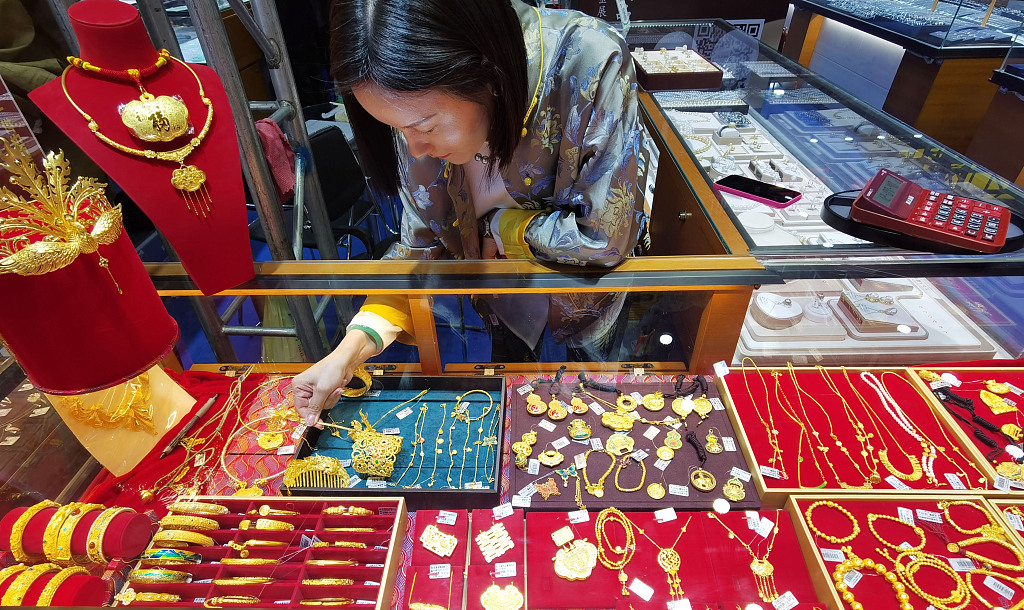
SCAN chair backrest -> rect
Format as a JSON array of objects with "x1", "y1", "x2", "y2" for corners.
[{"x1": 307, "y1": 121, "x2": 369, "y2": 220}]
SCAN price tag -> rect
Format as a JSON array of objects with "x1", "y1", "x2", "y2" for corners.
[
  {"x1": 643, "y1": 426, "x2": 660, "y2": 440},
  {"x1": 291, "y1": 426, "x2": 305, "y2": 440},
  {"x1": 930, "y1": 380, "x2": 951, "y2": 390},
  {"x1": 590, "y1": 402, "x2": 605, "y2": 415},
  {"x1": 730, "y1": 467, "x2": 751, "y2": 482},
  {"x1": 940, "y1": 373, "x2": 962, "y2": 387},
  {"x1": 340, "y1": 459, "x2": 352, "y2": 468},
  {"x1": 363, "y1": 581, "x2": 380, "y2": 586},
  {"x1": 1011, "y1": 480, "x2": 1024, "y2": 491},
  {"x1": 348, "y1": 475, "x2": 362, "y2": 487},
  {"x1": 528, "y1": 459, "x2": 540, "y2": 475},
  {"x1": 711, "y1": 397, "x2": 725, "y2": 411},
  {"x1": 195, "y1": 598, "x2": 207, "y2": 603},
  {"x1": 667, "y1": 599, "x2": 693, "y2": 610},
  {"x1": 631, "y1": 392, "x2": 645, "y2": 404},
  {"x1": 366, "y1": 564, "x2": 385, "y2": 568},
  {"x1": 916, "y1": 509, "x2": 943, "y2": 524},
  {"x1": 1008, "y1": 397, "x2": 1019, "y2": 408},
  {"x1": 633, "y1": 368, "x2": 646, "y2": 376},
  {"x1": 193, "y1": 453, "x2": 207, "y2": 467},
  {"x1": 429, "y1": 564, "x2": 451, "y2": 580},
  {"x1": 277, "y1": 445, "x2": 295, "y2": 455},
  {"x1": 568, "y1": 510, "x2": 590, "y2": 524},
  {"x1": 511, "y1": 495, "x2": 532, "y2": 508},
  {"x1": 747, "y1": 515, "x2": 760, "y2": 531},
  {"x1": 29, "y1": 407, "x2": 49, "y2": 417},
  {"x1": 945, "y1": 472, "x2": 967, "y2": 490},
  {"x1": 465, "y1": 481, "x2": 484, "y2": 489},
  {"x1": 367, "y1": 479, "x2": 387, "y2": 489},
  {"x1": 300, "y1": 534, "x2": 314, "y2": 547},
  {"x1": 517, "y1": 384, "x2": 534, "y2": 395},
  {"x1": 996, "y1": 476, "x2": 1012, "y2": 493},
  {"x1": 843, "y1": 570, "x2": 863, "y2": 588},
  {"x1": 382, "y1": 427, "x2": 400, "y2": 435},
  {"x1": 723, "y1": 437, "x2": 736, "y2": 452},
  {"x1": 457, "y1": 402, "x2": 468, "y2": 414},
  {"x1": 1009, "y1": 383, "x2": 1023, "y2": 396},
  {"x1": 0, "y1": 408, "x2": 10, "y2": 417},
  {"x1": 397, "y1": 407, "x2": 414, "y2": 420},
  {"x1": 885, "y1": 475, "x2": 911, "y2": 490},
  {"x1": 948, "y1": 557, "x2": 976, "y2": 572},
  {"x1": 671, "y1": 422, "x2": 682, "y2": 429},
  {"x1": 366, "y1": 390, "x2": 381, "y2": 398},
  {"x1": 630, "y1": 411, "x2": 641, "y2": 420},
  {"x1": 590, "y1": 437, "x2": 604, "y2": 450},
  {"x1": 655, "y1": 507, "x2": 677, "y2": 523},
  {"x1": 495, "y1": 562, "x2": 517, "y2": 578},
  {"x1": 654, "y1": 459, "x2": 671, "y2": 471},
  {"x1": 821, "y1": 548, "x2": 846, "y2": 563},
  {"x1": 575, "y1": 453, "x2": 588, "y2": 470},
  {"x1": 632, "y1": 449, "x2": 649, "y2": 462},
  {"x1": 194, "y1": 579, "x2": 213, "y2": 584},
  {"x1": 713, "y1": 361, "x2": 730, "y2": 378},
  {"x1": 668, "y1": 484, "x2": 689, "y2": 497},
  {"x1": 759, "y1": 465, "x2": 782, "y2": 480},
  {"x1": 1006, "y1": 512, "x2": 1024, "y2": 531},
  {"x1": 538, "y1": 420, "x2": 556, "y2": 432},
  {"x1": 754, "y1": 517, "x2": 774, "y2": 538},
  {"x1": 552, "y1": 436, "x2": 570, "y2": 450},
  {"x1": 898, "y1": 507, "x2": 915, "y2": 526},
  {"x1": 628, "y1": 578, "x2": 654, "y2": 602},
  {"x1": 437, "y1": 510, "x2": 458, "y2": 525},
  {"x1": 772, "y1": 592, "x2": 798, "y2": 610},
  {"x1": 985, "y1": 575, "x2": 1016, "y2": 601}
]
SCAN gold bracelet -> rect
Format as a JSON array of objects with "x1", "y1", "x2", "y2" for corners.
[
  {"x1": 324, "y1": 527, "x2": 374, "y2": 532},
  {"x1": 86, "y1": 507, "x2": 134, "y2": 563},
  {"x1": 205, "y1": 596, "x2": 260, "y2": 608},
  {"x1": 213, "y1": 577, "x2": 275, "y2": 585},
  {"x1": 804, "y1": 501, "x2": 860, "y2": 543},
  {"x1": 220, "y1": 557, "x2": 280, "y2": 566},
  {"x1": 300, "y1": 599, "x2": 355, "y2": 606},
  {"x1": 37, "y1": 566, "x2": 90, "y2": 605},
  {"x1": 152, "y1": 529, "x2": 215, "y2": 548},
  {"x1": 53, "y1": 503, "x2": 104, "y2": 565},
  {"x1": 867, "y1": 513, "x2": 925, "y2": 551},
  {"x1": 302, "y1": 578, "x2": 356, "y2": 586},
  {"x1": 305, "y1": 559, "x2": 358, "y2": 567},
  {"x1": 312, "y1": 541, "x2": 367, "y2": 549},
  {"x1": 168, "y1": 501, "x2": 229, "y2": 515},
  {"x1": 249, "y1": 505, "x2": 299, "y2": 516},
  {"x1": 341, "y1": 368, "x2": 372, "y2": 398},
  {"x1": 11, "y1": 500, "x2": 59, "y2": 562},
  {"x1": 117, "y1": 588, "x2": 182, "y2": 604},
  {"x1": 129, "y1": 568, "x2": 193, "y2": 584},
  {"x1": 323, "y1": 506, "x2": 374, "y2": 516},
  {"x1": 0, "y1": 564, "x2": 27, "y2": 583},
  {"x1": 141, "y1": 548, "x2": 204, "y2": 565},
  {"x1": 159, "y1": 514, "x2": 220, "y2": 531},
  {"x1": 239, "y1": 518, "x2": 294, "y2": 531},
  {"x1": 1, "y1": 563, "x2": 61, "y2": 606},
  {"x1": 42, "y1": 503, "x2": 85, "y2": 563}
]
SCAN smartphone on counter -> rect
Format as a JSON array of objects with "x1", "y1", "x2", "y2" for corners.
[{"x1": 714, "y1": 174, "x2": 802, "y2": 209}]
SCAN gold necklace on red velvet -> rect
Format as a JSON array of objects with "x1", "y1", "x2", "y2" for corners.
[{"x1": 61, "y1": 50, "x2": 214, "y2": 217}]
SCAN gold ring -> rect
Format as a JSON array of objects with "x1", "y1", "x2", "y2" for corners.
[
  {"x1": 159, "y1": 515, "x2": 220, "y2": 531},
  {"x1": 152, "y1": 530, "x2": 215, "y2": 548}
]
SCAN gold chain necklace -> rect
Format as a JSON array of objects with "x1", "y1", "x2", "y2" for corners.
[
  {"x1": 623, "y1": 514, "x2": 693, "y2": 599},
  {"x1": 741, "y1": 358, "x2": 786, "y2": 479},
  {"x1": 772, "y1": 371, "x2": 828, "y2": 488},
  {"x1": 582, "y1": 449, "x2": 616, "y2": 497},
  {"x1": 394, "y1": 403, "x2": 428, "y2": 487},
  {"x1": 60, "y1": 56, "x2": 214, "y2": 216},
  {"x1": 594, "y1": 508, "x2": 637, "y2": 595},
  {"x1": 841, "y1": 367, "x2": 923, "y2": 482},
  {"x1": 707, "y1": 512, "x2": 781, "y2": 602},
  {"x1": 817, "y1": 366, "x2": 880, "y2": 484}
]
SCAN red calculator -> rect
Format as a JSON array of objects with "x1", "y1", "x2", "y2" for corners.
[{"x1": 850, "y1": 168, "x2": 1010, "y2": 253}]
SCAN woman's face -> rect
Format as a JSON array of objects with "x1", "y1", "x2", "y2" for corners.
[{"x1": 353, "y1": 83, "x2": 491, "y2": 165}]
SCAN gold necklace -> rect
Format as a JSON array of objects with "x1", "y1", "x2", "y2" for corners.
[
  {"x1": 453, "y1": 391, "x2": 492, "y2": 488},
  {"x1": 60, "y1": 56, "x2": 215, "y2": 216},
  {"x1": 772, "y1": 371, "x2": 827, "y2": 488},
  {"x1": 394, "y1": 403, "x2": 428, "y2": 487},
  {"x1": 741, "y1": 358, "x2": 786, "y2": 479},
  {"x1": 594, "y1": 508, "x2": 636, "y2": 595},
  {"x1": 841, "y1": 367, "x2": 922, "y2": 482},
  {"x1": 622, "y1": 514, "x2": 693, "y2": 599},
  {"x1": 428, "y1": 403, "x2": 448, "y2": 487},
  {"x1": 407, "y1": 404, "x2": 433, "y2": 489},
  {"x1": 582, "y1": 449, "x2": 616, "y2": 497},
  {"x1": 58, "y1": 372, "x2": 154, "y2": 433},
  {"x1": 480, "y1": 402, "x2": 501, "y2": 484},
  {"x1": 817, "y1": 366, "x2": 880, "y2": 484},
  {"x1": 707, "y1": 512, "x2": 782, "y2": 602}
]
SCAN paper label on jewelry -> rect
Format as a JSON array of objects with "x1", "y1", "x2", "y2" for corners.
[
  {"x1": 301, "y1": 534, "x2": 314, "y2": 547},
  {"x1": 843, "y1": 569, "x2": 863, "y2": 588},
  {"x1": 729, "y1": 467, "x2": 751, "y2": 482},
  {"x1": 884, "y1": 475, "x2": 911, "y2": 490},
  {"x1": 437, "y1": 510, "x2": 458, "y2": 525},
  {"x1": 631, "y1": 392, "x2": 645, "y2": 404},
  {"x1": 355, "y1": 600, "x2": 374, "y2": 605},
  {"x1": 517, "y1": 384, "x2": 533, "y2": 395},
  {"x1": 723, "y1": 436, "x2": 736, "y2": 452},
  {"x1": 366, "y1": 390, "x2": 381, "y2": 397},
  {"x1": 710, "y1": 397, "x2": 725, "y2": 411},
  {"x1": 575, "y1": 453, "x2": 588, "y2": 470},
  {"x1": 772, "y1": 591, "x2": 798, "y2": 610},
  {"x1": 367, "y1": 479, "x2": 387, "y2": 489},
  {"x1": 511, "y1": 494, "x2": 532, "y2": 508},
  {"x1": 292, "y1": 426, "x2": 305, "y2": 440},
  {"x1": 667, "y1": 599, "x2": 692, "y2": 610},
  {"x1": 655, "y1": 507, "x2": 677, "y2": 523},
  {"x1": 759, "y1": 465, "x2": 782, "y2": 480},
  {"x1": 339, "y1": 459, "x2": 352, "y2": 467},
  {"x1": 1007, "y1": 512, "x2": 1024, "y2": 531},
  {"x1": 194, "y1": 579, "x2": 213, "y2": 584},
  {"x1": 643, "y1": 426, "x2": 660, "y2": 440},
  {"x1": 630, "y1": 411, "x2": 641, "y2": 420},
  {"x1": 366, "y1": 563, "x2": 385, "y2": 568},
  {"x1": 429, "y1": 563, "x2": 451, "y2": 580},
  {"x1": 940, "y1": 373, "x2": 961, "y2": 387},
  {"x1": 194, "y1": 598, "x2": 206, "y2": 603},
  {"x1": 820, "y1": 548, "x2": 846, "y2": 562},
  {"x1": 568, "y1": 509, "x2": 590, "y2": 524},
  {"x1": 495, "y1": 561, "x2": 517, "y2": 578},
  {"x1": 276, "y1": 445, "x2": 295, "y2": 455},
  {"x1": 631, "y1": 449, "x2": 649, "y2": 461},
  {"x1": 457, "y1": 402, "x2": 468, "y2": 414},
  {"x1": 193, "y1": 453, "x2": 206, "y2": 467},
  {"x1": 754, "y1": 517, "x2": 774, "y2": 538},
  {"x1": 348, "y1": 475, "x2": 361, "y2": 487},
  {"x1": 1009, "y1": 383, "x2": 1024, "y2": 396},
  {"x1": 996, "y1": 476, "x2": 1012, "y2": 493},
  {"x1": 713, "y1": 361, "x2": 730, "y2": 378},
  {"x1": 589, "y1": 402, "x2": 605, "y2": 415},
  {"x1": 628, "y1": 578, "x2": 654, "y2": 602},
  {"x1": 397, "y1": 407, "x2": 414, "y2": 420},
  {"x1": 1007, "y1": 397, "x2": 1019, "y2": 408},
  {"x1": 493, "y1": 503, "x2": 514, "y2": 521},
  {"x1": 654, "y1": 458, "x2": 671, "y2": 471},
  {"x1": 633, "y1": 368, "x2": 645, "y2": 376},
  {"x1": 985, "y1": 575, "x2": 1016, "y2": 600},
  {"x1": 947, "y1": 557, "x2": 976, "y2": 572},
  {"x1": 528, "y1": 459, "x2": 540, "y2": 475},
  {"x1": 916, "y1": 509, "x2": 943, "y2": 524},
  {"x1": 29, "y1": 406, "x2": 49, "y2": 417},
  {"x1": 382, "y1": 427, "x2": 400, "y2": 435},
  {"x1": 897, "y1": 507, "x2": 915, "y2": 526},
  {"x1": 669, "y1": 484, "x2": 689, "y2": 496},
  {"x1": 519, "y1": 483, "x2": 537, "y2": 497},
  {"x1": 363, "y1": 581, "x2": 380, "y2": 586},
  {"x1": 538, "y1": 420, "x2": 556, "y2": 432},
  {"x1": 466, "y1": 481, "x2": 485, "y2": 490},
  {"x1": 671, "y1": 422, "x2": 682, "y2": 429},
  {"x1": 1011, "y1": 480, "x2": 1024, "y2": 491},
  {"x1": 930, "y1": 380, "x2": 951, "y2": 390},
  {"x1": 590, "y1": 437, "x2": 604, "y2": 450},
  {"x1": 551, "y1": 436, "x2": 570, "y2": 450},
  {"x1": 945, "y1": 472, "x2": 967, "y2": 490}
]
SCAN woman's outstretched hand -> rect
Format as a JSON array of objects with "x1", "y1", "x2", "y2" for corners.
[{"x1": 291, "y1": 330, "x2": 379, "y2": 426}]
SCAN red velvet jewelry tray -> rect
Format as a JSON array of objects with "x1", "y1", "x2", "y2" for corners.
[
  {"x1": 410, "y1": 509, "x2": 469, "y2": 566},
  {"x1": 787, "y1": 494, "x2": 1022, "y2": 610},
  {"x1": 525, "y1": 508, "x2": 822, "y2": 609},
  {"x1": 716, "y1": 365, "x2": 994, "y2": 507},
  {"x1": 118, "y1": 496, "x2": 407, "y2": 609}
]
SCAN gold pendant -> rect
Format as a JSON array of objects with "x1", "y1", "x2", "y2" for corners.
[
  {"x1": 257, "y1": 431, "x2": 284, "y2": 451},
  {"x1": 982, "y1": 390, "x2": 1017, "y2": 415},
  {"x1": 525, "y1": 398, "x2": 546, "y2": 416},
  {"x1": 536, "y1": 478, "x2": 561, "y2": 500},
  {"x1": 664, "y1": 430, "x2": 683, "y2": 449},
  {"x1": 232, "y1": 482, "x2": 264, "y2": 497},
  {"x1": 656, "y1": 445, "x2": 675, "y2": 460},
  {"x1": 553, "y1": 539, "x2": 598, "y2": 581},
  {"x1": 522, "y1": 430, "x2": 538, "y2": 445},
  {"x1": 657, "y1": 548, "x2": 684, "y2": 598},
  {"x1": 170, "y1": 164, "x2": 212, "y2": 218},
  {"x1": 647, "y1": 482, "x2": 666, "y2": 499},
  {"x1": 420, "y1": 524, "x2": 458, "y2": 557},
  {"x1": 475, "y1": 523, "x2": 515, "y2": 563},
  {"x1": 601, "y1": 410, "x2": 635, "y2": 432},
  {"x1": 690, "y1": 467, "x2": 716, "y2": 492},
  {"x1": 570, "y1": 397, "x2": 589, "y2": 414},
  {"x1": 616, "y1": 395, "x2": 638, "y2": 411},
  {"x1": 606, "y1": 433, "x2": 635, "y2": 456},
  {"x1": 538, "y1": 450, "x2": 565, "y2": 468},
  {"x1": 121, "y1": 93, "x2": 190, "y2": 142},
  {"x1": 1003, "y1": 424, "x2": 1024, "y2": 442},
  {"x1": 723, "y1": 476, "x2": 746, "y2": 501},
  {"x1": 547, "y1": 399, "x2": 568, "y2": 421},
  {"x1": 996, "y1": 461, "x2": 1024, "y2": 481},
  {"x1": 480, "y1": 584, "x2": 524, "y2": 610},
  {"x1": 705, "y1": 431, "x2": 724, "y2": 454},
  {"x1": 672, "y1": 396, "x2": 694, "y2": 418},
  {"x1": 693, "y1": 396, "x2": 713, "y2": 419},
  {"x1": 987, "y1": 380, "x2": 1012, "y2": 394},
  {"x1": 568, "y1": 419, "x2": 592, "y2": 441},
  {"x1": 643, "y1": 392, "x2": 665, "y2": 411}
]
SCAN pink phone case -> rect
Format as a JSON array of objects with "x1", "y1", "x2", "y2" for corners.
[{"x1": 714, "y1": 182, "x2": 801, "y2": 209}]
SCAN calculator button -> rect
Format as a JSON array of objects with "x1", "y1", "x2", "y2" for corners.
[
  {"x1": 983, "y1": 233, "x2": 995, "y2": 241},
  {"x1": 948, "y1": 225, "x2": 963, "y2": 234},
  {"x1": 966, "y1": 229, "x2": 979, "y2": 237}
]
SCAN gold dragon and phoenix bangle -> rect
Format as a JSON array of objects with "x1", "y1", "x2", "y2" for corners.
[
  {"x1": 168, "y1": 501, "x2": 229, "y2": 515},
  {"x1": 159, "y1": 514, "x2": 220, "y2": 531},
  {"x1": 152, "y1": 529, "x2": 216, "y2": 548},
  {"x1": 86, "y1": 507, "x2": 135, "y2": 563},
  {"x1": 117, "y1": 588, "x2": 182, "y2": 604}
]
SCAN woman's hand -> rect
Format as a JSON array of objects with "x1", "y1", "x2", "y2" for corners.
[{"x1": 291, "y1": 330, "x2": 379, "y2": 426}]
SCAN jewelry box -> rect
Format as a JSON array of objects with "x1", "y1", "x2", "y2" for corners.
[{"x1": 630, "y1": 47, "x2": 724, "y2": 91}]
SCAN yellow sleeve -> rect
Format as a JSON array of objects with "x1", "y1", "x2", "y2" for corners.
[
  {"x1": 361, "y1": 295, "x2": 416, "y2": 344},
  {"x1": 496, "y1": 209, "x2": 541, "y2": 259}
]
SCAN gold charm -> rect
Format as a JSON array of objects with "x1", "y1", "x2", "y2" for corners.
[
  {"x1": 982, "y1": 390, "x2": 1017, "y2": 415},
  {"x1": 553, "y1": 539, "x2": 598, "y2": 581},
  {"x1": 568, "y1": 419, "x2": 592, "y2": 441},
  {"x1": 664, "y1": 430, "x2": 683, "y2": 449},
  {"x1": 513, "y1": 451, "x2": 528, "y2": 470},
  {"x1": 232, "y1": 482, "x2": 264, "y2": 497},
  {"x1": 570, "y1": 397, "x2": 589, "y2": 414},
  {"x1": 616, "y1": 395, "x2": 638, "y2": 411},
  {"x1": 996, "y1": 461, "x2": 1024, "y2": 481},
  {"x1": 525, "y1": 399, "x2": 546, "y2": 416},
  {"x1": 475, "y1": 522, "x2": 515, "y2": 563},
  {"x1": 1003, "y1": 424, "x2": 1024, "y2": 442},
  {"x1": 169, "y1": 163, "x2": 211, "y2": 217},
  {"x1": 690, "y1": 467, "x2": 716, "y2": 492},
  {"x1": 693, "y1": 396, "x2": 713, "y2": 419},
  {"x1": 480, "y1": 584, "x2": 524, "y2": 610},
  {"x1": 647, "y1": 482, "x2": 666, "y2": 499},
  {"x1": 601, "y1": 410, "x2": 634, "y2": 432},
  {"x1": 723, "y1": 476, "x2": 746, "y2": 502},
  {"x1": 420, "y1": 524, "x2": 458, "y2": 557},
  {"x1": 547, "y1": 399, "x2": 568, "y2": 421},
  {"x1": 657, "y1": 547, "x2": 684, "y2": 598},
  {"x1": 257, "y1": 431, "x2": 285, "y2": 451},
  {"x1": 705, "y1": 429, "x2": 724, "y2": 454},
  {"x1": 643, "y1": 392, "x2": 665, "y2": 411},
  {"x1": 656, "y1": 445, "x2": 675, "y2": 461},
  {"x1": 606, "y1": 433, "x2": 635, "y2": 456},
  {"x1": 121, "y1": 93, "x2": 190, "y2": 142},
  {"x1": 522, "y1": 430, "x2": 538, "y2": 445},
  {"x1": 986, "y1": 380, "x2": 1012, "y2": 394},
  {"x1": 671, "y1": 396, "x2": 694, "y2": 419},
  {"x1": 916, "y1": 369, "x2": 942, "y2": 382},
  {"x1": 348, "y1": 412, "x2": 404, "y2": 478},
  {"x1": 538, "y1": 450, "x2": 565, "y2": 468},
  {"x1": 511, "y1": 441, "x2": 532, "y2": 457},
  {"x1": 536, "y1": 478, "x2": 561, "y2": 500}
]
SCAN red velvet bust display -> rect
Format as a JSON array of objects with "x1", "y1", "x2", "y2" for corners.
[
  {"x1": 29, "y1": 0, "x2": 254, "y2": 295},
  {"x1": 0, "y1": 506, "x2": 153, "y2": 564}
]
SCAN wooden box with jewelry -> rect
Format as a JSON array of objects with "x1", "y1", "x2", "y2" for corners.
[
  {"x1": 630, "y1": 47, "x2": 724, "y2": 91},
  {"x1": 716, "y1": 364, "x2": 997, "y2": 507},
  {"x1": 286, "y1": 374, "x2": 505, "y2": 510},
  {"x1": 908, "y1": 366, "x2": 1024, "y2": 493},
  {"x1": 507, "y1": 371, "x2": 760, "y2": 511},
  {"x1": 786, "y1": 494, "x2": 1023, "y2": 610},
  {"x1": 990, "y1": 499, "x2": 1024, "y2": 548}
]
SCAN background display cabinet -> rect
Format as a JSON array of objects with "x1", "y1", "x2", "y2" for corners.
[{"x1": 969, "y1": 17, "x2": 1024, "y2": 186}]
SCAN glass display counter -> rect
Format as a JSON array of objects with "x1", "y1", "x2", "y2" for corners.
[{"x1": 993, "y1": 14, "x2": 1024, "y2": 91}]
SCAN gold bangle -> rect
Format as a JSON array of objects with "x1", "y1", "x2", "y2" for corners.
[
  {"x1": 311, "y1": 541, "x2": 367, "y2": 548},
  {"x1": 129, "y1": 568, "x2": 193, "y2": 584},
  {"x1": 86, "y1": 507, "x2": 134, "y2": 563},
  {"x1": 341, "y1": 368, "x2": 372, "y2": 398},
  {"x1": 323, "y1": 506, "x2": 374, "y2": 516},
  {"x1": 11, "y1": 501, "x2": 60, "y2": 562},
  {"x1": 205, "y1": 596, "x2": 260, "y2": 608},
  {"x1": 220, "y1": 557, "x2": 280, "y2": 566},
  {"x1": 300, "y1": 599, "x2": 355, "y2": 606},
  {"x1": 117, "y1": 588, "x2": 182, "y2": 604},
  {"x1": 1, "y1": 563, "x2": 61, "y2": 606},
  {"x1": 53, "y1": 503, "x2": 104, "y2": 565},
  {"x1": 302, "y1": 578, "x2": 356, "y2": 586},
  {"x1": 37, "y1": 566, "x2": 90, "y2": 605},
  {"x1": 0, "y1": 565, "x2": 27, "y2": 588},
  {"x1": 168, "y1": 501, "x2": 229, "y2": 515},
  {"x1": 213, "y1": 577, "x2": 275, "y2": 585},
  {"x1": 159, "y1": 514, "x2": 220, "y2": 531},
  {"x1": 141, "y1": 548, "x2": 204, "y2": 565},
  {"x1": 239, "y1": 518, "x2": 295, "y2": 531},
  {"x1": 249, "y1": 504, "x2": 299, "y2": 516},
  {"x1": 42, "y1": 503, "x2": 85, "y2": 563},
  {"x1": 305, "y1": 559, "x2": 358, "y2": 567},
  {"x1": 324, "y1": 527, "x2": 374, "y2": 532},
  {"x1": 152, "y1": 529, "x2": 216, "y2": 548}
]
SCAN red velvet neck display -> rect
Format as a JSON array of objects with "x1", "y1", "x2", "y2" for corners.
[{"x1": 29, "y1": 0, "x2": 254, "y2": 296}]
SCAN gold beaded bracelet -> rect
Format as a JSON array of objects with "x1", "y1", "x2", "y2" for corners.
[
  {"x1": 11, "y1": 501, "x2": 59, "y2": 562},
  {"x1": 1, "y1": 563, "x2": 61, "y2": 606},
  {"x1": 86, "y1": 507, "x2": 135, "y2": 563},
  {"x1": 832, "y1": 548, "x2": 901, "y2": 610},
  {"x1": 867, "y1": 513, "x2": 926, "y2": 551},
  {"x1": 37, "y1": 566, "x2": 90, "y2": 605},
  {"x1": 804, "y1": 500, "x2": 860, "y2": 543},
  {"x1": 159, "y1": 514, "x2": 221, "y2": 531}
]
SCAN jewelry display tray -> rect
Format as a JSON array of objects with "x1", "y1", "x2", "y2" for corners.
[
  {"x1": 631, "y1": 50, "x2": 724, "y2": 91},
  {"x1": 120, "y1": 496, "x2": 407, "y2": 609},
  {"x1": 507, "y1": 377, "x2": 760, "y2": 511},
  {"x1": 289, "y1": 375, "x2": 506, "y2": 510}
]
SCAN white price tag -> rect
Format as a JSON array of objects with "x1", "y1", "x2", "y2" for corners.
[
  {"x1": 437, "y1": 510, "x2": 458, "y2": 525},
  {"x1": 730, "y1": 467, "x2": 751, "y2": 482},
  {"x1": 723, "y1": 437, "x2": 736, "y2": 452},
  {"x1": 429, "y1": 564, "x2": 451, "y2": 580},
  {"x1": 29, "y1": 407, "x2": 49, "y2": 417},
  {"x1": 528, "y1": 459, "x2": 540, "y2": 475},
  {"x1": 654, "y1": 459, "x2": 671, "y2": 471},
  {"x1": 382, "y1": 427, "x2": 400, "y2": 435},
  {"x1": 1006, "y1": 511, "x2": 1024, "y2": 531},
  {"x1": 759, "y1": 465, "x2": 782, "y2": 480},
  {"x1": 590, "y1": 437, "x2": 604, "y2": 450},
  {"x1": 821, "y1": 548, "x2": 846, "y2": 563},
  {"x1": 519, "y1": 483, "x2": 537, "y2": 497},
  {"x1": 276, "y1": 445, "x2": 295, "y2": 455},
  {"x1": 843, "y1": 570, "x2": 863, "y2": 588},
  {"x1": 628, "y1": 578, "x2": 654, "y2": 602},
  {"x1": 495, "y1": 562, "x2": 517, "y2": 578},
  {"x1": 631, "y1": 449, "x2": 649, "y2": 462},
  {"x1": 568, "y1": 510, "x2": 590, "y2": 524},
  {"x1": 940, "y1": 373, "x2": 962, "y2": 387},
  {"x1": 747, "y1": 515, "x2": 760, "y2": 531},
  {"x1": 0, "y1": 436, "x2": 17, "y2": 446},
  {"x1": 631, "y1": 392, "x2": 645, "y2": 404},
  {"x1": 713, "y1": 361, "x2": 730, "y2": 378},
  {"x1": 1009, "y1": 383, "x2": 1024, "y2": 396},
  {"x1": 754, "y1": 517, "x2": 774, "y2": 538},
  {"x1": 367, "y1": 479, "x2": 386, "y2": 489},
  {"x1": 711, "y1": 397, "x2": 725, "y2": 411},
  {"x1": 300, "y1": 534, "x2": 314, "y2": 547},
  {"x1": 590, "y1": 402, "x2": 605, "y2": 415},
  {"x1": 630, "y1": 411, "x2": 641, "y2": 420},
  {"x1": 538, "y1": 420, "x2": 556, "y2": 432},
  {"x1": 643, "y1": 426, "x2": 660, "y2": 440},
  {"x1": 397, "y1": 407, "x2": 414, "y2": 420},
  {"x1": 948, "y1": 557, "x2": 976, "y2": 572},
  {"x1": 517, "y1": 384, "x2": 533, "y2": 395},
  {"x1": 772, "y1": 592, "x2": 798, "y2": 610},
  {"x1": 996, "y1": 476, "x2": 1012, "y2": 493},
  {"x1": 668, "y1": 484, "x2": 689, "y2": 497},
  {"x1": 348, "y1": 475, "x2": 362, "y2": 487},
  {"x1": 340, "y1": 459, "x2": 352, "y2": 467},
  {"x1": 898, "y1": 507, "x2": 915, "y2": 526},
  {"x1": 551, "y1": 436, "x2": 570, "y2": 450},
  {"x1": 291, "y1": 426, "x2": 305, "y2": 440},
  {"x1": 1010, "y1": 480, "x2": 1024, "y2": 491},
  {"x1": 885, "y1": 475, "x2": 911, "y2": 490},
  {"x1": 511, "y1": 495, "x2": 532, "y2": 508},
  {"x1": 945, "y1": 472, "x2": 967, "y2": 490},
  {"x1": 985, "y1": 575, "x2": 1016, "y2": 600},
  {"x1": 465, "y1": 481, "x2": 484, "y2": 489},
  {"x1": 930, "y1": 380, "x2": 951, "y2": 390},
  {"x1": 916, "y1": 509, "x2": 943, "y2": 524},
  {"x1": 667, "y1": 599, "x2": 693, "y2": 610},
  {"x1": 575, "y1": 453, "x2": 588, "y2": 470},
  {"x1": 655, "y1": 507, "x2": 677, "y2": 523}
]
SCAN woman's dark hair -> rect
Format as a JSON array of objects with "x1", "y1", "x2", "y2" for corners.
[{"x1": 329, "y1": 0, "x2": 529, "y2": 195}]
